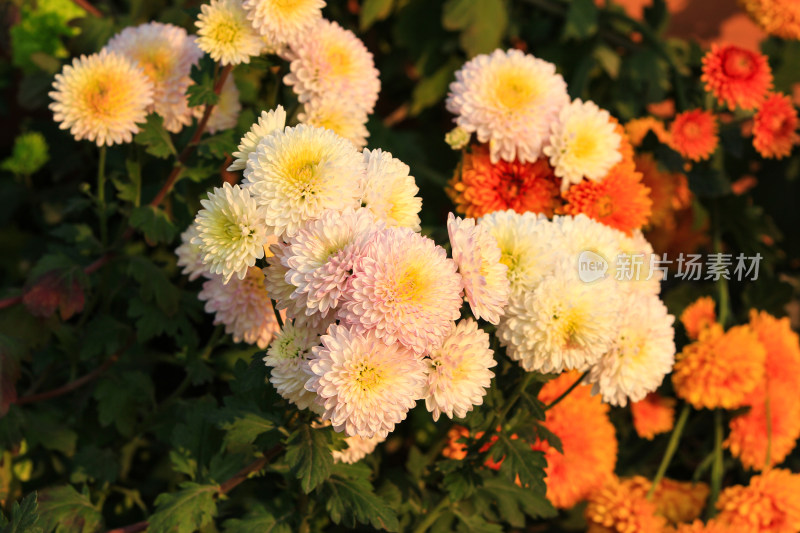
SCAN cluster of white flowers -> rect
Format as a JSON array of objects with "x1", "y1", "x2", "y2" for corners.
[{"x1": 486, "y1": 211, "x2": 674, "y2": 406}]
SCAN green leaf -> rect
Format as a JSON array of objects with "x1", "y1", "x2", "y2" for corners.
[
  {"x1": 323, "y1": 464, "x2": 399, "y2": 531},
  {"x1": 129, "y1": 205, "x2": 177, "y2": 244},
  {"x1": 126, "y1": 256, "x2": 180, "y2": 314},
  {"x1": 218, "y1": 411, "x2": 275, "y2": 451},
  {"x1": 592, "y1": 45, "x2": 621, "y2": 79},
  {"x1": 93, "y1": 371, "x2": 155, "y2": 436},
  {"x1": 223, "y1": 505, "x2": 292, "y2": 533},
  {"x1": 442, "y1": 465, "x2": 482, "y2": 501},
  {"x1": 2, "y1": 492, "x2": 43, "y2": 533},
  {"x1": 411, "y1": 58, "x2": 462, "y2": 116},
  {"x1": 1, "y1": 132, "x2": 48, "y2": 176},
  {"x1": 25, "y1": 410, "x2": 77, "y2": 457},
  {"x1": 476, "y1": 477, "x2": 556, "y2": 525},
  {"x1": 197, "y1": 131, "x2": 236, "y2": 159},
  {"x1": 442, "y1": 0, "x2": 508, "y2": 57},
  {"x1": 285, "y1": 424, "x2": 334, "y2": 493},
  {"x1": 134, "y1": 115, "x2": 176, "y2": 159},
  {"x1": 148, "y1": 483, "x2": 218, "y2": 533},
  {"x1": 452, "y1": 510, "x2": 503, "y2": 533},
  {"x1": 188, "y1": 57, "x2": 219, "y2": 108},
  {"x1": 562, "y1": 0, "x2": 598, "y2": 40},
  {"x1": 491, "y1": 435, "x2": 547, "y2": 492},
  {"x1": 38, "y1": 486, "x2": 102, "y2": 533},
  {"x1": 112, "y1": 158, "x2": 141, "y2": 206},
  {"x1": 360, "y1": 0, "x2": 394, "y2": 30},
  {"x1": 644, "y1": 0, "x2": 669, "y2": 34}
]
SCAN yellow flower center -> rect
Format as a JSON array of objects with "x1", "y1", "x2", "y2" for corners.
[
  {"x1": 554, "y1": 308, "x2": 585, "y2": 349},
  {"x1": 209, "y1": 18, "x2": 240, "y2": 46},
  {"x1": 137, "y1": 48, "x2": 174, "y2": 83},
  {"x1": 355, "y1": 362, "x2": 382, "y2": 392},
  {"x1": 283, "y1": 148, "x2": 324, "y2": 200},
  {"x1": 569, "y1": 129, "x2": 599, "y2": 162},
  {"x1": 324, "y1": 43, "x2": 354, "y2": 77},
  {"x1": 493, "y1": 68, "x2": 539, "y2": 111},
  {"x1": 385, "y1": 265, "x2": 426, "y2": 303}
]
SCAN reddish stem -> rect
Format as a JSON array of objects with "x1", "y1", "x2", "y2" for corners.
[
  {"x1": 72, "y1": 0, "x2": 102, "y2": 17},
  {"x1": 16, "y1": 353, "x2": 120, "y2": 405},
  {"x1": 0, "y1": 295, "x2": 22, "y2": 310}
]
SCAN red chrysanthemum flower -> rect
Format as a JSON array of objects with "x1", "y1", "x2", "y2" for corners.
[
  {"x1": 561, "y1": 160, "x2": 652, "y2": 235},
  {"x1": 669, "y1": 110, "x2": 719, "y2": 162},
  {"x1": 626, "y1": 117, "x2": 672, "y2": 147},
  {"x1": 631, "y1": 392, "x2": 676, "y2": 440},
  {"x1": 701, "y1": 44, "x2": 773, "y2": 110},
  {"x1": 752, "y1": 92, "x2": 799, "y2": 159},
  {"x1": 447, "y1": 144, "x2": 560, "y2": 218}
]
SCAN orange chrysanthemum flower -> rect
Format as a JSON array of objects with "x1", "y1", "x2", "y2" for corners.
[
  {"x1": 752, "y1": 92, "x2": 799, "y2": 159},
  {"x1": 611, "y1": 117, "x2": 636, "y2": 169},
  {"x1": 626, "y1": 117, "x2": 672, "y2": 147},
  {"x1": 741, "y1": 0, "x2": 800, "y2": 40},
  {"x1": 447, "y1": 145, "x2": 560, "y2": 218},
  {"x1": 680, "y1": 297, "x2": 717, "y2": 340},
  {"x1": 532, "y1": 371, "x2": 617, "y2": 509},
  {"x1": 585, "y1": 477, "x2": 668, "y2": 533},
  {"x1": 701, "y1": 44, "x2": 773, "y2": 111},
  {"x1": 672, "y1": 324, "x2": 766, "y2": 410},
  {"x1": 675, "y1": 519, "x2": 739, "y2": 533},
  {"x1": 442, "y1": 425, "x2": 470, "y2": 460},
  {"x1": 715, "y1": 469, "x2": 800, "y2": 533},
  {"x1": 561, "y1": 162, "x2": 652, "y2": 235},
  {"x1": 628, "y1": 477, "x2": 710, "y2": 526},
  {"x1": 750, "y1": 310, "x2": 800, "y2": 391},
  {"x1": 669, "y1": 110, "x2": 719, "y2": 162},
  {"x1": 631, "y1": 392, "x2": 676, "y2": 440},
  {"x1": 637, "y1": 154, "x2": 690, "y2": 229}
]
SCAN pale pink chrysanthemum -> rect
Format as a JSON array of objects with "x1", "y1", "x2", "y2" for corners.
[
  {"x1": 447, "y1": 213, "x2": 509, "y2": 325},
  {"x1": 283, "y1": 19, "x2": 380, "y2": 114},
  {"x1": 299, "y1": 97, "x2": 370, "y2": 149},
  {"x1": 175, "y1": 224, "x2": 210, "y2": 281},
  {"x1": 49, "y1": 50, "x2": 154, "y2": 146},
  {"x1": 196, "y1": 75, "x2": 241, "y2": 134},
  {"x1": 339, "y1": 227, "x2": 463, "y2": 355},
  {"x1": 228, "y1": 105, "x2": 287, "y2": 172},
  {"x1": 196, "y1": 0, "x2": 263, "y2": 66},
  {"x1": 360, "y1": 149, "x2": 422, "y2": 231},
  {"x1": 446, "y1": 49, "x2": 569, "y2": 164},
  {"x1": 242, "y1": 0, "x2": 324, "y2": 47},
  {"x1": 306, "y1": 324, "x2": 427, "y2": 438},
  {"x1": 199, "y1": 267, "x2": 280, "y2": 348},
  {"x1": 263, "y1": 322, "x2": 322, "y2": 412},
  {"x1": 284, "y1": 208, "x2": 381, "y2": 316},
  {"x1": 332, "y1": 434, "x2": 386, "y2": 464},
  {"x1": 105, "y1": 22, "x2": 202, "y2": 133},
  {"x1": 424, "y1": 319, "x2": 497, "y2": 421}
]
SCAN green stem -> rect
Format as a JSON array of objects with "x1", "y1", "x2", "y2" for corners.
[
  {"x1": 471, "y1": 373, "x2": 536, "y2": 455},
  {"x1": 692, "y1": 451, "x2": 715, "y2": 483},
  {"x1": 712, "y1": 201, "x2": 731, "y2": 327},
  {"x1": 544, "y1": 371, "x2": 588, "y2": 411},
  {"x1": 706, "y1": 409, "x2": 724, "y2": 518},
  {"x1": 97, "y1": 145, "x2": 108, "y2": 246},
  {"x1": 647, "y1": 403, "x2": 690, "y2": 499},
  {"x1": 412, "y1": 496, "x2": 450, "y2": 533},
  {"x1": 271, "y1": 299, "x2": 284, "y2": 330}
]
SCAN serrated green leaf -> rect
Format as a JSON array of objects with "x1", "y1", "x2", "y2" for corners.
[
  {"x1": 411, "y1": 58, "x2": 461, "y2": 115},
  {"x1": 323, "y1": 465, "x2": 399, "y2": 531},
  {"x1": 492, "y1": 435, "x2": 547, "y2": 492},
  {"x1": 93, "y1": 371, "x2": 154, "y2": 436},
  {"x1": 453, "y1": 510, "x2": 503, "y2": 533},
  {"x1": 442, "y1": 0, "x2": 507, "y2": 57},
  {"x1": 218, "y1": 411, "x2": 275, "y2": 451},
  {"x1": 477, "y1": 477, "x2": 556, "y2": 526},
  {"x1": 285, "y1": 424, "x2": 334, "y2": 493},
  {"x1": 223, "y1": 505, "x2": 292, "y2": 533},
  {"x1": 188, "y1": 58, "x2": 219, "y2": 108},
  {"x1": 25, "y1": 410, "x2": 77, "y2": 457},
  {"x1": 38, "y1": 486, "x2": 102, "y2": 533},
  {"x1": 134, "y1": 115, "x2": 176, "y2": 159},
  {"x1": 129, "y1": 205, "x2": 177, "y2": 244},
  {"x1": 197, "y1": 131, "x2": 235, "y2": 159},
  {"x1": 149, "y1": 483, "x2": 218, "y2": 533},
  {"x1": 2, "y1": 492, "x2": 43, "y2": 533},
  {"x1": 360, "y1": 0, "x2": 394, "y2": 29},
  {"x1": 562, "y1": 0, "x2": 598, "y2": 40},
  {"x1": 442, "y1": 466, "x2": 482, "y2": 501},
  {"x1": 126, "y1": 256, "x2": 180, "y2": 313}
]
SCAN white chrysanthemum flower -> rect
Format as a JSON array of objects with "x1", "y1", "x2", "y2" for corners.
[
  {"x1": 306, "y1": 325, "x2": 427, "y2": 438},
  {"x1": 199, "y1": 267, "x2": 280, "y2": 348},
  {"x1": 544, "y1": 99, "x2": 622, "y2": 192},
  {"x1": 175, "y1": 225, "x2": 210, "y2": 281},
  {"x1": 192, "y1": 182, "x2": 267, "y2": 283},
  {"x1": 49, "y1": 50, "x2": 154, "y2": 146},
  {"x1": 196, "y1": 0, "x2": 263, "y2": 66},
  {"x1": 299, "y1": 97, "x2": 370, "y2": 149},
  {"x1": 497, "y1": 264, "x2": 620, "y2": 373},
  {"x1": 360, "y1": 149, "x2": 422, "y2": 231},
  {"x1": 587, "y1": 292, "x2": 675, "y2": 406},
  {"x1": 478, "y1": 210, "x2": 559, "y2": 297},
  {"x1": 332, "y1": 434, "x2": 386, "y2": 464},
  {"x1": 616, "y1": 230, "x2": 663, "y2": 297},
  {"x1": 447, "y1": 213, "x2": 509, "y2": 325},
  {"x1": 242, "y1": 0, "x2": 324, "y2": 47},
  {"x1": 339, "y1": 227, "x2": 463, "y2": 355},
  {"x1": 425, "y1": 319, "x2": 497, "y2": 421},
  {"x1": 243, "y1": 124, "x2": 364, "y2": 238},
  {"x1": 105, "y1": 22, "x2": 202, "y2": 133},
  {"x1": 553, "y1": 213, "x2": 626, "y2": 278},
  {"x1": 283, "y1": 19, "x2": 380, "y2": 114},
  {"x1": 263, "y1": 322, "x2": 322, "y2": 412},
  {"x1": 197, "y1": 75, "x2": 241, "y2": 134},
  {"x1": 228, "y1": 105, "x2": 287, "y2": 171},
  {"x1": 446, "y1": 49, "x2": 569, "y2": 164},
  {"x1": 284, "y1": 208, "x2": 381, "y2": 316}
]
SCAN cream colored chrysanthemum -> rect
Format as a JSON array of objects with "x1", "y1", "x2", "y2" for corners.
[
  {"x1": 332, "y1": 434, "x2": 386, "y2": 464},
  {"x1": 196, "y1": 0, "x2": 263, "y2": 66},
  {"x1": 360, "y1": 149, "x2": 422, "y2": 231},
  {"x1": 299, "y1": 97, "x2": 369, "y2": 149},
  {"x1": 192, "y1": 182, "x2": 267, "y2": 283},
  {"x1": 497, "y1": 264, "x2": 620, "y2": 373},
  {"x1": 306, "y1": 325, "x2": 427, "y2": 438},
  {"x1": 478, "y1": 210, "x2": 558, "y2": 297},
  {"x1": 283, "y1": 19, "x2": 380, "y2": 114},
  {"x1": 447, "y1": 213, "x2": 509, "y2": 324},
  {"x1": 105, "y1": 22, "x2": 202, "y2": 133},
  {"x1": 617, "y1": 229, "x2": 663, "y2": 297},
  {"x1": 197, "y1": 75, "x2": 241, "y2": 134},
  {"x1": 242, "y1": 0, "x2": 324, "y2": 47},
  {"x1": 49, "y1": 50, "x2": 153, "y2": 146},
  {"x1": 552, "y1": 213, "x2": 627, "y2": 278},
  {"x1": 339, "y1": 227, "x2": 463, "y2": 355},
  {"x1": 284, "y1": 208, "x2": 381, "y2": 316},
  {"x1": 198, "y1": 267, "x2": 279, "y2": 348},
  {"x1": 263, "y1": 322, "x2": 322, "y2": 412},
  {"x1": 544, "y1": 99, "x2": 622, "y2": 192},
  {"x1": 228, "y1": 105, "x2": 287, "y2": 171},
  {"x1": 425, "y1": 319, "x2": 497, "y2": 421},
  {"x1": 243, "y1": 124, "x2": 364, "y2": 238},
  {"x1": 175, "y1": 225, "x2": 210, "y2": 281},
  {"x1": 446, "y1": 49, "x2": 569, "y2": 163},
  {"x1": 588, "y1": 292, "x2": 675, "y2": 406}
]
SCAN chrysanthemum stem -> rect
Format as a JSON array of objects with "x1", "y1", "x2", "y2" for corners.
[
  {"x1": 270, "y1": 299, "x2": 284, "y2": 330},
  {"x1": 412, "y1": 496, "x2": 451, "y2": 533},
  {"x1": 97, "y1": 144, "x2": 108, "y2": 246},
  {"x1": 647, "y1": 403, "x2": 690, "y2": 500},
  {"x1": 706, "y1": 409, "x2": 724, "y2": 518},
  {"x1": 470, "y1": 372, "x2": 537, "y2": 458},
  {"x1": 765, "y1": 391, "x2": 773, "y2": 469},
  {"x1": 544, "y1": 370, "x2": 589, "y2": 411},
  {"x1": 712, "y1": 201, "x2": 731, "y2": 328}
]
